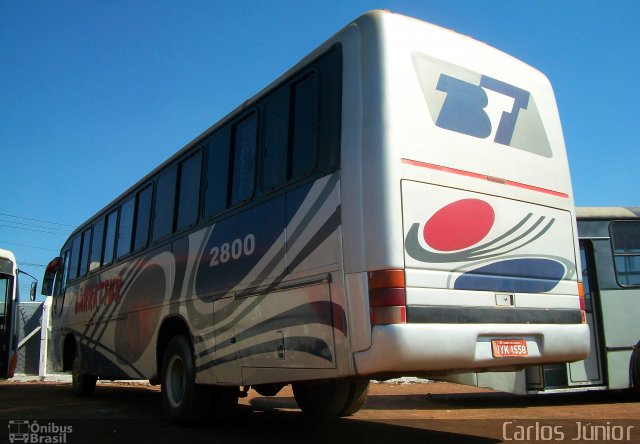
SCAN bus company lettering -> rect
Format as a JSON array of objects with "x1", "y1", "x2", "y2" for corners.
[
  {"x1": 75, "y1": 278, "x2": 122, "y2": 314},
  {"x1": 413, "y1": 52, "x2": 553, "y2": 158}
]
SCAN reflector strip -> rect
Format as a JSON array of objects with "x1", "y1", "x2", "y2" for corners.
[{"x1": 401, "y1": 158, "x2": 569, "y2": 198}]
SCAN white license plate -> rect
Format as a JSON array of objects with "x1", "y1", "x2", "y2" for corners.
[{"x1": 491, "y1": 339, "x2": 528, "y2": 357}]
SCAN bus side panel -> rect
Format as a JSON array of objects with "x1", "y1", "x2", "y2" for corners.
[
  {"x1": 195, "y1": 174, "x2": 347, "y2": 385},
  {"x1": 55, "y1": 244, "x2": 176, "y2": 380}
]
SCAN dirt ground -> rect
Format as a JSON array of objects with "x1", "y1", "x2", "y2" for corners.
[{"x1": 1, "y1": 379, "x2": 638, "y2": 443}]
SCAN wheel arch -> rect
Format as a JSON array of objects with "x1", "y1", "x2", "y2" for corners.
[
  {"x1": 155, "y1": 315, "x2": 193, "y2": 383},
  {"x1": 62, "y1": 333, "x2": 77, "y2": 372}
]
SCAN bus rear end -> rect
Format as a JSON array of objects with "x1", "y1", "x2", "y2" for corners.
[{"x1": 344, "y1": 11, "x2": 589, "y2": 377}]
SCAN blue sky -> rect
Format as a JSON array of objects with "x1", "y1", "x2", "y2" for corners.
[{"x1": 1, "y1": 0, "x2": 638, "y2": 297}]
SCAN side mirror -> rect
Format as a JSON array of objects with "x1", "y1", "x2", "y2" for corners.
[
  {"x1": 30, "y1": 281, "x2": 38, "y2": 301},
  {"x1": 17, "y1": 268, "x2": 39, "y2": 301},
  {"x1": 42, "y1": 257, "x2": 62, "y2": 296}
]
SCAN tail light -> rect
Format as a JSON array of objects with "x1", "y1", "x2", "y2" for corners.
[
  {"x1": 369, "y1": 269, "x2": 406, "y2": 325},
  {"x1": 578, "y1": 282, "x2": 587, "y2": 324}
]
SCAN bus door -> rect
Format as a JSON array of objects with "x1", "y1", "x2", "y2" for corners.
[
  {"x1": 525, "y1": 241, "x2": 604, "y2": 390},
  {"x1": 0, "y1": 267, "x2": 17, "y2": 379},
  {"x1": 566, "y1": 242, "x2": 604, "y2": 386},
  {"x1": 598, "y1": 220, "x2": 640, "y2": 390}
]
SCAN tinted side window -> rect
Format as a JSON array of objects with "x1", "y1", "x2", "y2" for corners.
[
  {"x1": 291, "y1": 73, "x2": 317, "y2": 179},
  {"x1": 57, "y1": 249, "x2": 71, "y2": 296},
  {"x1": 204, "y1": 130, "x2": 231, "y2": 217},
  {"x1": 176, "y1": 151, "x2": 202, "y2": 231},
  {"x1": 260, "y1": 73, "x2": 318, "y2": 192},
  {"x1": 103, "y1": 209, "x2": 118, "y2": 266},
  {"x1": 89, "y1": 218, "x2": 104, "y2": 272},
  {"x1": 611, "y1": 221, "x2": 640, "y2": 287},
  {"x1": 153, "y1": 166, "x2": 177, "y2": 241},
  {"x1": 68, "y1": 235, "x2": 81, "y2": 280},
  {"x1": 231, "y1": 114, "x2": 257, "y2": 206},
  {"x1": 134, "y1": 185, "x2": 153, "y2": 251},
  {"x1": 78, "y1": 228, "x2": 92, "y2": 277},
  {"x1": 117, "y1": 197, "x2": 135, "y2": 259},
  {"x1": 262, "y1": 90, "x2": 290, "y2": 191}
]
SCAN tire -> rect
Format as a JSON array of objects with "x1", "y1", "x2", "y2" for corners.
[
  {"x1": 293, "y1": 379, "x2": 370, "y2": 417},
  {"x1": 340, "y1": 379, "x2": 370, "y2": 416},
  {"x1": 161, "y1": 335, "x2": 212, "y2": 425},
  {"x1": 71, "y1": 350, "x2": 97, "y2": 397}
]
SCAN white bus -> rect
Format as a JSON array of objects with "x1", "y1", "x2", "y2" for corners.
[
  {"x1": 41, "y1": 10, "x2": 589, "y2": 422},
  {"x1": 1, "y1": 248, "x2": 37, "y2": 379}
]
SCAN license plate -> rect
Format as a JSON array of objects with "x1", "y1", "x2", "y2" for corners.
[{"x1": 491, "y1": 339, "x2": 528, "y2": 357}]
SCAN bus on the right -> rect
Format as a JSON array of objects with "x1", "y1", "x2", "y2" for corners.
[{"x1": 448, "y1": 207, "x2": 640, "y2": 395}]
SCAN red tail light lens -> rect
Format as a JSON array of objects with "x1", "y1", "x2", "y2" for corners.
[
  {"x1": 368, "y1": 270, "x2": 406, "y2": 325},
  {"x1": 578, "y1": 282, "x2": 586, "y2": 324}
]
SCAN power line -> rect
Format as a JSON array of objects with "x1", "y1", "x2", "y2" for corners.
[
  {"x1": 0, "y1": 212, "x2": 75, "y2": 228},
  {"x1": 0, "y1": 241, "x2": 59, "y2": 252},
  {"x1": 0, "y1": 218, "x2": 70, "y2": 234},
  {"x1": 0, "y1": 223, "x2": 69, "y2": 236},
  {"x1": 20, "y1": 262, "x2": 47, "y2": 268}
]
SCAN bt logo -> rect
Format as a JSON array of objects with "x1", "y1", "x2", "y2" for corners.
[{"x1": 413, "y1": 53, "x2": 553, "y2": 158}]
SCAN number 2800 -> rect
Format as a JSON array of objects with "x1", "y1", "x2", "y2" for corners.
[{"x1": 209, "y1": 234, "x2": 256, "y2": 267}]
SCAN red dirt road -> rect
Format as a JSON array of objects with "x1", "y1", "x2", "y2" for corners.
[{"x1": 1, "y1": 380, "x2": 638, "y2": 443}]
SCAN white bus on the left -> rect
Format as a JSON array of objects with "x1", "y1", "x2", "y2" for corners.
[{"x1": 0, "y1": 248, "x2": 37, "y2": 379}]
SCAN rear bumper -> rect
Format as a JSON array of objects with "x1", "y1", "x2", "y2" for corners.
[{"x1": 354, "y1": 323, "x2": 590, "y2": 376}]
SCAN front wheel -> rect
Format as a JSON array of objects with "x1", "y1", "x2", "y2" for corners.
[
  {"x1": 71, "y1": 350, "x2": 97, "y2": 397},
  {"x1": 293, "y1": 379, "x2": 370, "y2": 417}
]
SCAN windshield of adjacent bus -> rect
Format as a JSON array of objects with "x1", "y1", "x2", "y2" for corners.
[{"x1": 0, "y1": 274, "x2": 10, "y2": 334}]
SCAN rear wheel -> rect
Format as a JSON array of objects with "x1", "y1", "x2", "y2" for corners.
[
  {"x1": 161, "y1": 335, "x2": 212, "y2": 424},
  {"x1": 340, "y1": 379, "x2": 370, "y2": 416},
  {"x1": 293, "y1": 379, "x2": 370, "y2": 417},
  {"x1": 71, "y1": 349, "x2": 97, "y2": 397}
]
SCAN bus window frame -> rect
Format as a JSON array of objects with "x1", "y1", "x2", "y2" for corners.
[
  {"x1": 175, "y1": 149, "x2": 204, "y2": 233},
  {"x1": 259, "y1": 68, "x2": 320, "y2": 195},
  {"x1": 229, "y1": 111, "x2": 259, "y2": 208},
  {"x1": 54, "y1": 44, "x2": 342, "y2": 288},
  {"x1": 203, "y1": 128, "x2": 232, "y2": 220},
  {"x1": 609, "y1": 221, "x2": 640, "y2": 288},
  {"x1": 151, "y1": 164, "x2": 178, "y2": 245}
]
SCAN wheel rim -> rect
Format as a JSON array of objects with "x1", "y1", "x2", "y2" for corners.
[{"x1": 166, "y1": 354, "x2": 186, "y2": 408}]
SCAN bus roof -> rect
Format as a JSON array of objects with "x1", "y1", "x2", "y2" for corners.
[
  {"x1": 0, "y1": 248, "x2": 17, "y2": 263},
  {"x1": 576, "y1": 207, "x2": 640, "y2": 219},
  {"x1": 62, "y1": 10, "x2": 550, "y2": 243}
]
